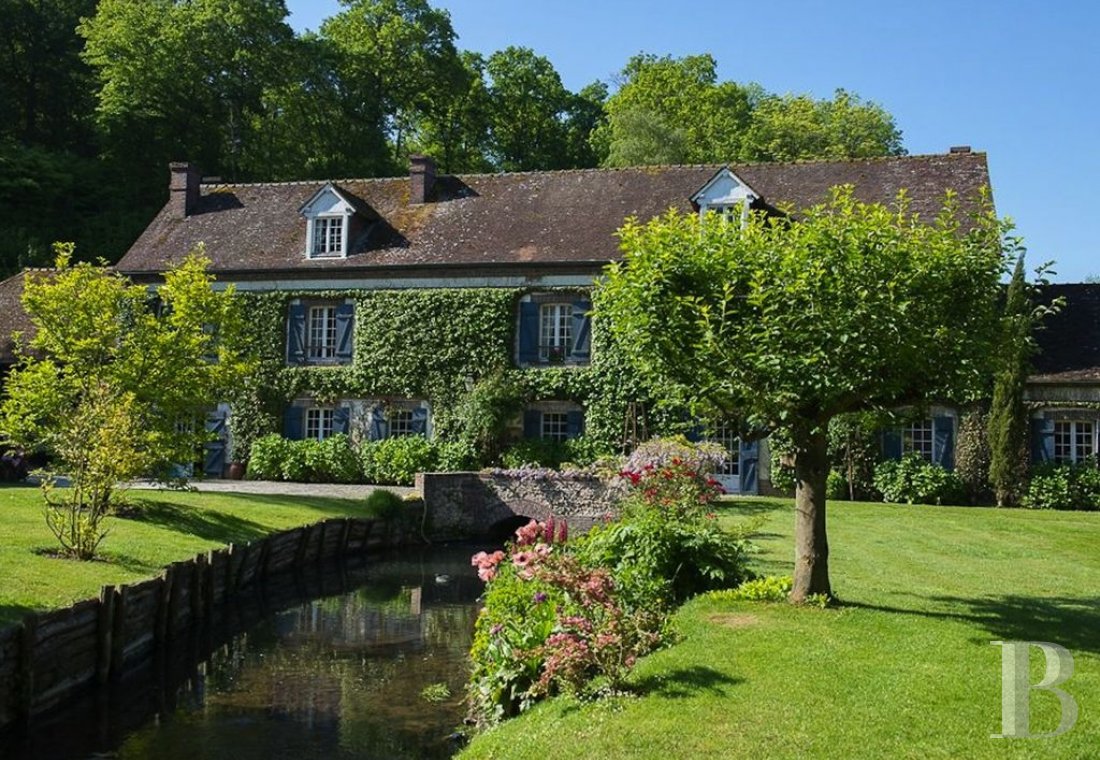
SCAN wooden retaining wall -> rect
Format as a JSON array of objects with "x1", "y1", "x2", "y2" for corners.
[{"x1": 0, "y1": 516, "x2": 398, "y2": 731}]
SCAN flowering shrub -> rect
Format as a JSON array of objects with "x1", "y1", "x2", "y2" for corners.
[
  {"x1": 617, "y1": 436, "x2": 727, "y2": 519},
  {"x1": 873, "y1": 454, "x2": 965, "y2": 505},
  {"x1": 468, "y1": 517, "x2": 661, "y2": 725},
  {"x1": 1023, "y1": 462, "x2": 1100, "y2": 510}
]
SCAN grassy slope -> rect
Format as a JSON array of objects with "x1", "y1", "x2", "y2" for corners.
[
  {"x1": 0, "y1": 484, "x2": 367, "y2": 627},
  {"x1": 463, "y1": 498, "x2": 1100, "y2": 759}
]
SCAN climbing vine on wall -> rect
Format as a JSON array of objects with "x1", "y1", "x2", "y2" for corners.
[{"x1": 225, "y1": 287, "x2": 690, "y2": 462}]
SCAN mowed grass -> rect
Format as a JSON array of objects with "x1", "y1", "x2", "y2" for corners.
[
  {"x1": 0, "y1": 484, "x2": 368, "y2": 627},
  {"x1": 463, "y1": 498, "x2": 1100, "y2": 759}
]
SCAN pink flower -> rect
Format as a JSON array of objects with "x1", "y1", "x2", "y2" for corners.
[
  {"x1": 512, "y1": 551, "x2": 534, "y2": 568},
  {"x1": 477, "y1": 566, "x2": 497, "y2": 582},
  {"x1": 471, "y1": 551, "x2": 488, "y2": 568},
  {"x1": 557, "y1": 521, "x2": 568, "y2": 543},
  {"x1": 515, "y1": 519, "x2": 543, "y2": 546},
  {"x1": 544, "y1": 516, "x2": 556, "y2": 544}
]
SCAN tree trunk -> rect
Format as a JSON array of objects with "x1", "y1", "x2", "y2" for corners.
[{"x1": 791, "y1": 422, "x2": 832, "y2": 602}]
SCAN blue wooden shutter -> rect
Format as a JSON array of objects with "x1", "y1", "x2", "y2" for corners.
[
  {"x1": 204, "y1": 409, "x2": 228, "y2": 476},
  {"x1": 570, "y1": 299, "x2": 592, "y2": 361},
  {"x1": 523, "y1": 409, "x2": 542, "y2": 439},
  {"x1": 932, "y1": 416, "x2": 955, "y2": 470},
  {"x1": 411, "y1": 406, "x2": 429, "y2": 436},
  {"x1": 518, "y1": 302, "x2": 539, "y2": 364},
  {"x1": 566, "y1": 410, "x2": 585, "y2": 439},
  {"x1": 335, "y1": 303, "x2": 354, "y2": 363},
  {"x1": 333, "y1": 405, "x2": 351, "y2": 435},
  {"x1": 739, "y1": 438, "x2": 759, "y2": 495},
  {"x1": 1031, "y1": 417, "x2": 1055, "y2": 463},
  {"x1": 881, "y1": 429, "x2": 902, "y2": 460},
  {"x1": 287, "y1": 304, "x2": 307, "y2": 365},
  {"x1": 283, "y1": 406, "x2": 304, "y2": 440},
  {"x1": 369, "y1": 405, "x2": 387, "y2": 441}
]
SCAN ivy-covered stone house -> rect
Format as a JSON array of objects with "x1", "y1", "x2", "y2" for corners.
[{"x1": 1, "y1": 149, "x2": 1006, "y2": 492}]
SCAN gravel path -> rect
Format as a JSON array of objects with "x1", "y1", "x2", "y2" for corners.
[{"x1": 127, "y1": 479, "x2": 416, "y2": 499}]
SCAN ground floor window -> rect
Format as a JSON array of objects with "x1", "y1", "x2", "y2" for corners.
[
  {"x1": 1054, "y1": 420, "x2": 1095, "y2": 464},
  {"x1": 903, "y1": 419, "x2": 934, "y2": 461},
  {"x1": 305, "y1": 407, "x2": 335, "y2": 440},
  {"x1": 389, "y1": 408, "x2": 416, "y2": 437},
  {"x1": 541, "y1": 411, "x2": 570, "y2": 442},
  {"x1": 711, "y1": 422, "x2": 740, "y2": 480}
]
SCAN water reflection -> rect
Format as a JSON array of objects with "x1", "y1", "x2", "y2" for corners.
[{"x1": 3, "y1": 545, "x2": 485, "y2": 760}]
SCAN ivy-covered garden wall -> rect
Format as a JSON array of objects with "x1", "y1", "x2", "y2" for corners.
[{"x1": 227, "y1": 287, "x2": 688, "y2": 463}]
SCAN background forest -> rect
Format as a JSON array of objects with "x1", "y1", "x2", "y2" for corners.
[{"x1": 0, "y1": 0, "x2": 905, "y2": 276}]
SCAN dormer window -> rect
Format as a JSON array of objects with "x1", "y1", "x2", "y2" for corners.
[
  {"x1": 299, "y1": 182, "x2": 361, "y2": 260},
  {"x1": 311, "y1": 217, "x2": 345, "y2": 258},
  {"x1": 692, "y1": 168, "x2": 760, "y2": 226}
]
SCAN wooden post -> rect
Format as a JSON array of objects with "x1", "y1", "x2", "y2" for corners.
[
  {"x1": 155, "y1": 569, "x2": 172, "y2": 647},
  {"x1": 190, "y1": 553, "x2": 206, "y2": 624},
  {"x1": 294, "y1": 527, "x2": 309, "y2": 571},
  {"x1": 17, "y1": 614, "x2": 36, "y2": 728},
  {"x1": 110, "y1": 585, "x2": 128, "y2": 680},
  {"x1": 95, "y1": 586, "x2": 115, "y2": 685},
  {"x1": 339, "y1": 519, "x2": 352, "y2": 557}
]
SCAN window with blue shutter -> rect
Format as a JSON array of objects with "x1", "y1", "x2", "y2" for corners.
[
  {"x1": 411, "y1": 406, "x2": 429, "y2": 436},
  {"x1": 881, "y1": 429, "x2": 902, "y2": 461},
  {"x1": 518, "y1": 301, "x2": 539, "y2": 364},
  {"x1": 570, "y1": 299, "x2": 592, "y2": 361},
  {"x1": 368, "y1": 405, "x2": 388, "y2": 441},
  {"x1": 932, "y1": 416, "x2": 955, "y2": 470},
  {"x1": 523, "y1": 409, "x2": 542, "y2": 439},
  {"x1": 283, "y1": 406, "x2": 304, "y2": 440},
  {"x1": 739, "y1": 438, "x2": 759, "y2": 495},
  {"x1": 335, "y1": 303, "x2": 354, "y2": 363},
  {"x1": 333, "y1": 406, "x2": 351, "y2": 435},
  {"x1": 287, "y1": 304, "x2": 307, "y2": 365},
  {"x1": 566, "y1": 410, "x2": 585, "y2": 439},
  {"x1": 1031, "y1": 417, "x2": 1056, "y2": 463}
]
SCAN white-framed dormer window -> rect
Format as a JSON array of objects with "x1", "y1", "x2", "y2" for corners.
[
  {"x1": 1054, "y1": 420, "x2": 1095, "y2": 464},
  {"x1": 311, "y1": 217, "x2": 344, "y2": 258},
  {"x1": 300, "y1": 183, "x2": 358, "y2": 260},
  {"x1": 692, "y1": 168, "x2": 759, "y2": 227},
  {"x1": 539, "y1": 303, "x2": 573, "y2": 362},
  {"x1": 305, "y1": 407, "x2": 335, "y2": 440},
  {"x1": 307, "y1": 305, "x2": 337, "y2": 360}
]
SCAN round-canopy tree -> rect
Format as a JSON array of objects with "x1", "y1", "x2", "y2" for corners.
[
  {"x1": 0, "y1": 246, "x2": 252, "y2": 559},
  {"x1": 596, "y1": 187, "x2": 1008, "y2": 601}
]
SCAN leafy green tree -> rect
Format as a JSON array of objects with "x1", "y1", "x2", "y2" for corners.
[
  {"x1": 597, "y1": 54, "x2": 752, "y2": 166},
  {"x1": 597, "y1": 53, "x2": 903, "y2": 167},
  {"x1": 744, "y1": 89, "x2": 904, "y2": 162},
  {"x1": 0, "y1": 0, "x2": 98, "y2": 150},
  {"x1": 0, "y1": 246, "x2": 253, "y2": 559},
  {"x1": 322, "y1": 0, "x2": 466, "y2": 171},
  {"x1": 596, "y1": 189, "x2": 1007, "y2": 601},
  {"x1": 485, "y1": 46, "x2": 574, "y2": 171},
  {"x1": 988, "y1": 252, "x2": 1046, "y2": 506},
  {"x1": 409, "y1": 51, "x2": 495, "y2": 173},
  {"x1": 79, "y1": 0, "x2": 296, "y2": 181}
]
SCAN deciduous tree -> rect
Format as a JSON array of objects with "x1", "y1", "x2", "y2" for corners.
[
  {"x1": 0, "y1": 246, "x2": 253, "y2": 559},
  {"x1": 596, "y1": 189, "x2": 1007, "y2": 600}
]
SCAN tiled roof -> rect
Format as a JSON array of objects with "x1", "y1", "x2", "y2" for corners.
[
  {"x1": 1030, "y1": 284, "x2": 1100, "y2": 383},
  {"x1": 0, "y1": 270, "x2": 38, "y2": 364},
  {"x1": 117, "y1": 152, "x2": 992, "y2": 275}
]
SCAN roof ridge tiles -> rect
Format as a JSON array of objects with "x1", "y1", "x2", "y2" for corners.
[{"x1": 198, "y1": 150, "x2": 984, "y2": 189}]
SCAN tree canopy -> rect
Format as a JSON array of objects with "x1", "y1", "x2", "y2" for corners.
[
  {"x1": 0, "y1": 247, "x2": 252, "y2": 558},
  {"x1": 1, "y1": 0, "x2": 908, "y2": 278},
  {"x1": 596, "y1": 189, "x2": 1008, "y2": 600}
]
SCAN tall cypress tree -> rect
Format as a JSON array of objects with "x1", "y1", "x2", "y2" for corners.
[{"x1": 988, "y1": 253, "x2": 1032, "y2": 506}]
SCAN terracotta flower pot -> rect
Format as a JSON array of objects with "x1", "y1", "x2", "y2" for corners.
[{"x1": 227, "y1": 461, "x2": 246, "y2": 480}]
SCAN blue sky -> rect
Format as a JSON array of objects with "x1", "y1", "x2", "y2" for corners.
[{"x1": 286, "y1": 0, "x2": 1098, "y2": 281}]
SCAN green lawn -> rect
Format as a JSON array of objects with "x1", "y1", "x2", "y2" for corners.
[
  {"x1": 462, "y1": 498, "x2": 1100, "y2": 759},
  {"x1": 0, "y1": 484, "x2": 368, "y2": 627}
]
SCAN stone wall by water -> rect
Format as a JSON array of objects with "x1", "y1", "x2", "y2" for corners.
[{"x1": 417, "y1": 472, "x2": 624, "y2": 538}]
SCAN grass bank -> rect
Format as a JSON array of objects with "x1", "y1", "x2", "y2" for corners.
[
  {"x1": 462, "y1": 498, "x2": 1100, "y2": 759},
  {"x1": 0, "y1": 484, "x2": 369, "y2": 627}
]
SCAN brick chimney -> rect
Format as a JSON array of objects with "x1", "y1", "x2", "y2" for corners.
[
  {"x1": 949, "y1": 145, "x2": 972, "y2": 154},
  {"x1": 169, "y1": 162, "x2": 201, "y2": 218},
  {"x1": 409, "y1": 154, "x2": 436, "y2": 204}
]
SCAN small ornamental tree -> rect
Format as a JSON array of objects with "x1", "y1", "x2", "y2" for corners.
[
  {"x1": 0, "y1": 245, "x2": 252, "y2": 559},
  {"x1": 988, "y1": 252, "x2": 1054, "y2": 507},
  {"x1": 597, "y1": 188, "x2": 1008, "y2": 601}
]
